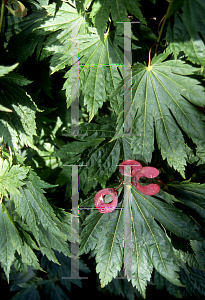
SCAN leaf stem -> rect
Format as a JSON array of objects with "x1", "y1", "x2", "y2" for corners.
[
  {"x1": 158, "y1": 15, "x2": 165, "y2": 36},
  {"x1": 155, "y1": 0, "x2": 173, "y2": 55},
  {"x1": 114, "y1": 175, "x2": 126, "y2": 191},
  {"x1": 9, "y1": 199, "x2": 13, "y2": 220},
  {"x1": 114, "y1": 181, "x2": 123, "y2": 191},
  {"x1": 148, "y1": 42, "x2": 157, "y2": 67},
  {"x1": 105, "y1": 17, "x2": 111, "y2": 37},
  {"x1": 0, "y1": 0, "x2": 5, "y2": 35}
]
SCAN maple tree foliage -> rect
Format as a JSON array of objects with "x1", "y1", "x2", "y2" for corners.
[{"x1": 0, "y1": 0, "x2": 205, "y2": 299}]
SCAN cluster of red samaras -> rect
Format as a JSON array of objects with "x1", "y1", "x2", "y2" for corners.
[{"x1": 94, "y1": 160, "x2": 160, "y2": 214}]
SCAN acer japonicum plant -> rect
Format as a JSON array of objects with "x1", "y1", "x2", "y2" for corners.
[
  {"x1": 94, "y1": 160, "x2": 160, "y2": 213},
  {"x1": 1, "y1": 0, "x2": 205, "y2": 299}
]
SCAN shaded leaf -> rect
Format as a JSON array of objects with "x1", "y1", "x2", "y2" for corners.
[
  {"x1": 168, "y1": 181, "x2": 205, "y2": 223},
  {"x1": 5, "y1": 6, "x2": 47, "y2": 63},
  {"x1": 10, "y1": 280, "x2": 41, "y2": 300},
  {"x1": 166, "y1": 0, "x2": 205, "y2": 66},
  {"x1": 182, "y1": 0, "x2": 205, "y2": 39},
  {"x1": 166, "y1": 0, "x2": 184, "y2": 19},
  {"x1": 180, "y1": 266, "x2": 205, "y2": 297},
  {"x1": 0, "y1": 69, "x2": 41, "y2": 150},
  {"x1": 79, "y1": 139, "x2": 121, "y2": 189},
  {"x1": 101, "y1": 269, "x2": 142, "y2": 300},
  {"x1": 41, "y1": 249, "x2": 90, "y2": 291},
  {"x1": 190, "y1": 240, "x2": 205, "y2": 271},
  {"x1": 153, "y1": 270, "x2": 182, "y2": 298},
  {"x1": 41, "y1": 280, "x2": 70, "y2": 300}
]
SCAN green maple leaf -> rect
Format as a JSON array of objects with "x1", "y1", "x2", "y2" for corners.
[
  {"x1": 79, "y1": 182, "x2": 204, "y2": 297},
  {"x1": 34, "y1": 3, "x2": 126, "y2": 121},
  {"x1": 110, "y1": 53, "x2": 205, "y2": 178}
]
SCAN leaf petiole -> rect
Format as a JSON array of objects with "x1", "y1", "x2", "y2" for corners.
[{"x1": 0, "y1": 0, "x2": 5, "y2": 35}]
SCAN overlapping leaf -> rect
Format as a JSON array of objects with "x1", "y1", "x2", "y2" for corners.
[
  {"x1": 179, "y1": 266, "x2": 205, "y2": 297},
  {"x1": 10, "y1": 281, "x2": 41, "y2": 300},
  {"x1": 153, "y1": 271, "x2": 183, "y2": 298},
  {"x1": 0, "y1": 63, "x2": 19, "y2": 76},
  {"x1": 173, "y1": 240, "x2": 205, "y2": 271},
  {"x1": 89, "y1": 0, "x2": 146, "y2": 41},
  {"x1": 101, "y1": 270, "x2": 142, "y2": 300},
  {"x1": 0, "y1": 160, "x2": 29, "y2": 197},
  {"x1": 168, "y1": 181, "x2": 205, "y2": 229},
  {"x1": 168, "y1": 181, "x2": 205, "y2": 218},
  {"x1": 190, "y1": 240, "x2": 205, "y2": 271},
  {"x1": 166, "y1": 3, "x2": 205, "y2": 66},
  {"x1": 79, "y1": 211, "x2": 107, "y2": 256},
  {"x1": 53, "y1": 139, "x2": 105, "y2": 164}
]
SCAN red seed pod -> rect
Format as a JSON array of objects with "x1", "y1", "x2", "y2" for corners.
[
  {"x1": 94, "y1": 188, "x2": 118, "y2": 214},
  {"x1": 131, "y1": 166, "x2": 160, "y2": 196},
  {"x1": 133, "y1": 166, "x2": 159, "y2": 180},
  {"x1": 119, "y1": 160, "x2": 142, "y2": 177},
  {"x1": 134, "y1": 182, "x2": 160, "y2": 196}
]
